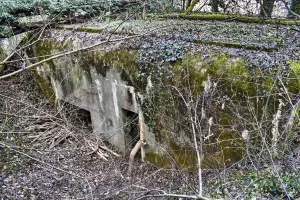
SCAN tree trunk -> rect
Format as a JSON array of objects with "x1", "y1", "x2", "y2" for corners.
[
  {"x1": 186, "y1": 0, "x2": 192, "y2": 9},
  {"x1": 211, "y1": 0, "x2": 219, "y2": 12},
  {"x1": 260, "y1": 0, "x2": 275, "y2": 18},
  {"x1": 290, "y1": 0, "x2": 300, "y2": 16},
  {"x1": 185, "y1": 0, "x2": 199, "y2": 12}
]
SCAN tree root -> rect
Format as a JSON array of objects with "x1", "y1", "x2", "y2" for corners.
[{"x1": 128, "y1": 140, "x2": 143, "y2": 176}]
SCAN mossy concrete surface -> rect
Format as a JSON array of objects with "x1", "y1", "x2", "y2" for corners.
[{"x1": 26, "y1": 22, "x2": 300, "y2": 169}]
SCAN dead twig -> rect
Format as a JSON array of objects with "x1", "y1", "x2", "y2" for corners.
[
  {"x1": 86, "y1": 139, "x2": 120, "y2": 161},
  {"x1": 99, "y1": 145, "x2": 121, "y2": 157}
]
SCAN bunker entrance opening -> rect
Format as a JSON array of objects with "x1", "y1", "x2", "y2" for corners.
[
  {"x1": 122, "y1": 109, "x2": 139, "y2": 153},
  {"x1": 58, "y1": 100, "x2": 92, "y2": 127}
]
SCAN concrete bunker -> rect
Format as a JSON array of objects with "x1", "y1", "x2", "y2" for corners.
[
  {"x1": 26, "y1": 30, "x2": 255, "y2": 168},
  {"x1": 23, "y1": 18, "x2": 300, "y2": 169},
  {"x1": 28, "y1": 36, "x2": 153, "y2": 157}
]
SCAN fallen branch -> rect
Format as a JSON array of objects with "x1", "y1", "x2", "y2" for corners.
[
  {"x1": 0, "y1": 111, "x2": 54, "y2": 119},
  {"x1": 162, "y1": 13, "x2": 300, "y2": 25},
  {"x1": 97, "y1": 149, "x2": 109, "y2": 161},
  {"x1": 55, "y1": 25, "x2": 137, "y2": 36},
  {"x1": 194, "y1": 39, "x2": 278, "y2": 52},
  {"x1": 86, "y1": 139, "x2": 120, "y2": 160},
  {"x1": 99, "y1": 145, "x2": 121, "y2": 157},
  {"x1": 135, "y1": 190, "x2": 210, "y2": 200}
]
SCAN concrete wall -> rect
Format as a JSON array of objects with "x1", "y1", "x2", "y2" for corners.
[{"x1": 31, "y1": 31, "x2": 157, "y2": 157}]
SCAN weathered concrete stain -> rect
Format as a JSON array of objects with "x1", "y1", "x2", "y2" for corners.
[
  {"x1": 112, "y1": 81, "x2": 120, "y2": 119},
  {"x1": 95, "y1": 79, "x2": 104, "y2": 110}
]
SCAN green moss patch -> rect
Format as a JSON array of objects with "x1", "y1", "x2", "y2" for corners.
[
  {"x1": 208, "y1": 169, "x2": 300, "y2": 199},
  {"x1": 162, "y1": 12, "x2": 300, "y2": 25},
  {"x1": 145, "y1": 152, "x2": 172, "y2": 168},
  {"x1": 56, "y1": 25, "x2": 136, "y2": 36},
  {"x1": 143, "y1": 53, "x2": 287, "y2": 169},
  {"x1": 79, "y1": 49, "x2": 142, "y2": 88},
  {"x1": 31, "y1": 70, "x2": 55, "y2": 101},
  {"x1": 287, "y1": 60, "x2": 300, "y2": 94},
  {"x1": 56, "y1": 25, "x2": 104, "y2": 34},
  {"x1": 194, "y1": 40, "x2": 278, "y2": 52}
]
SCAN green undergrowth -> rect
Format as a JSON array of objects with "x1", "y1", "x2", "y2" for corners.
[
  {"x1": 207, "y1": 169, "x2": 300, "y2": 199},
  {"x1": 288, "y1": 60, "x2": 300, "y2": 94}
]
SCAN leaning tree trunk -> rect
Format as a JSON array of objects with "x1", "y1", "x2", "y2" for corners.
[
  {"x1": 290, "y1": 0, "x2": 300, "y2": 17},
  {"x1": 260, "y1": 0, "x2": 275, "y2": 18},
  {"x1": 185, "y1": 0, "x2": 199, "y2": 12},
  {"x1": 211, "y1": 0, "x2": 219, "y2": 12},
  {"x1": 186, "y1": 0, "x2": 192, "y2": 9}
]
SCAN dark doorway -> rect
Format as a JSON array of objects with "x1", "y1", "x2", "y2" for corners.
[
  {"x1": 57, "y1": 100, "x2": 92, "y2": 127},
  {"x1": 122, "y1": 109, "x2": 139, "y2": 153}
]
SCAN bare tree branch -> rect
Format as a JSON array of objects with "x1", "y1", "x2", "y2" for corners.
[{"x1": 135, "y1": 190, "x2": 211, "y2": 200}]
